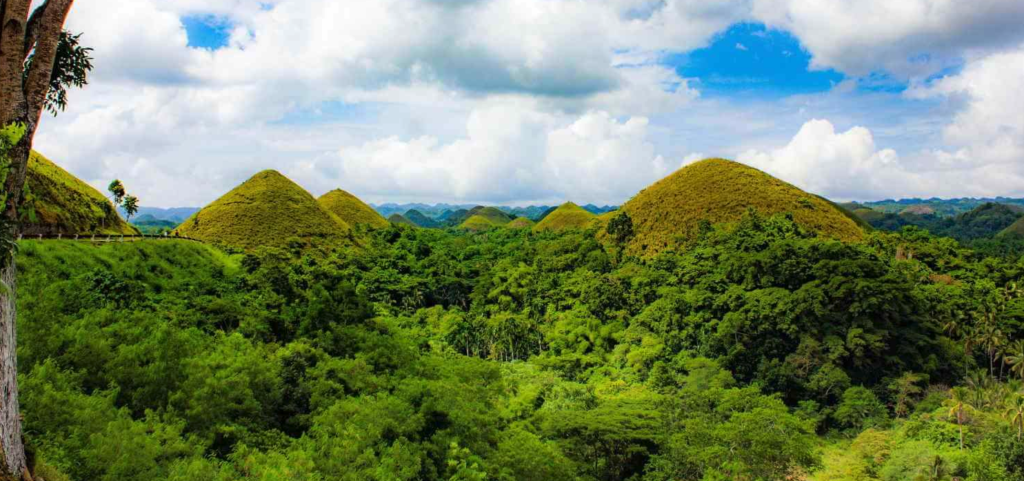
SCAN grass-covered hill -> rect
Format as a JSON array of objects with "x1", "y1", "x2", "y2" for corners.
[
  {"x1": 619, "y1": 158, "x2": 865, "y2": 256},
  {"x1": 459, "y1": 215, "x2": 501, "y2": 231},
  {"x1": 900, "y1": 204, "x2": 935, "y2": 215},
  {"x1": 21, "y1": 152, "x2": 137, "y2": 236},
  {"x1": 999, "y1": 213, "x2": 1024, "y2": 238},
  {"x1": 174, "y1": 170, "x2": 351, "y2": 250},
  {"x1": 318, "y1": 189, "x2": 389, "y2": 229},
  {"x1": 388, "y1": 213, "x2": 417, "y2": 227},
  {"x1": 860, "y1": 202, "x2": 1024, "y2": 242},
  {"x1": 404, "y1": 209, "x2": 441, "y2": 228},
  {"x1": 507, "y1": 217, "x2": 535, "y2": 229},
  {"x1": 533, "y1": 202, "x2": 597, "y2": 232}
]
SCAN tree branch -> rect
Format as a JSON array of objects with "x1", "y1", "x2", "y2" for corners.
[
  {"x1": 22, "y1": 0, "x2": 47, "y2": 62},
  {"x1": 22, "y1": 0, "x2": 71, "y2": 125}
]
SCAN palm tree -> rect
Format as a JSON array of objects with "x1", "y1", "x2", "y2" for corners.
[
  {"x1": 948, "y1": 387, "x2": 974, "y2": 450},
  {"x1": 121, "y1": 195, "x2": 140, "y2": 221},
  {"x1": 975, "y1": 321, "x2": 1006, "y2": 377},
  {"x1": 1006, "y1": 395, "x2": 1024, "y2": 441},
  {"x1": 1006, "y1": 340, "x2": 1024, "y2": 381}
]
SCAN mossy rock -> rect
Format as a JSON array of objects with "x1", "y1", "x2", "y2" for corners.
[
  {"x1": 618, "y1": 158, "x2": 865, "y2": 256},
  {"x1": 22, "y1": 151, "x2": 137, "y2": 236},
  {"x1": 318, "y1": 189, "x2": 388, "y2": 229},
  {"x1": 174, "y1": 170, "x2": 350, "y2": 250},
  {"x1": 533, "y1": 202, "x2": 597, "y2": 232}
]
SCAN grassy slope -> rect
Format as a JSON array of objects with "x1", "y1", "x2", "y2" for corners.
[
  {"x1": 318, "y1": 189, "x2": 389, "y2": 229},
  {"x1": 533, "y1": 202, "x2": 597, "y2": 232},
  {"x1": 405, "y1": 210, "x2": 441, "y2": 228},
  {"x1": 16, "y1": 239, "x2": 239, "y2": 298},
  {"x1": 23, "y1": 152, "x2": 137, "y2": 236},
  {"x1": 507, "y1": 217, "x2": 535, "y2": 229},
  {"x1": 174, "y1": 170, "x2": 351, "y2": 250},
  {"x1": 388, "y1": 213, "x2": 417, "y2": 227},
  {"x1": 457, "y1": 207, "x2": 513, "y2": 230},
  {"x1": 621, "y1": 158, "x2": 864, "y2": 256}
]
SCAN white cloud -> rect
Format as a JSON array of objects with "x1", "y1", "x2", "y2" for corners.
[
  {"x1": 737, "y1": 119, "x2": 905, "y2": 200},
  {"x1": 752, "y1": 0, "x2": 1024, "y2": 78},
  {"x1": 288, "y1": 106, "x2": 672, "y2": 205}
]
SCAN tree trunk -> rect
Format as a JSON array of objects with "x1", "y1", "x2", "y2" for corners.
[{"x1": 0, "y1": 257, "x2": 24, "y2": 478}]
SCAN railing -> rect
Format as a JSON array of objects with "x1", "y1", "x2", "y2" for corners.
[{"x1": 16, "y1": 233, "x2": 203, "y2": 243}]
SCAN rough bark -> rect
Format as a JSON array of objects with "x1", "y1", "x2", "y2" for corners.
[
  {"x1": 0, "y1": 1, "x2": 75, "y2": 478},
  {"x1": 0, "y1": 262, "x2": 22, "y2": 478}
]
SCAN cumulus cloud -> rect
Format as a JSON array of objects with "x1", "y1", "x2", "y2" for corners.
[
  {"x1": 752, "y1": 0, "x2": 1024, "y2": 78},
  {"x1": 737, "y1": 119, "x2": 906, "y2": 200},
  {"x1": 29, "y1": 0, "x2": 1024, "y2": 206},
  {"x1": 288, "y1": 106, "x2": 672, "y2": 205}
]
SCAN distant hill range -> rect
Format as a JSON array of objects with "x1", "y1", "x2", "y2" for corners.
[
  {"x1": 854, "y1": 197, "x2": 1024, "y2": 217},
  {"x1": 371, "y1": 202, "x2": 618, "y2": 227},
  {"x1": 121, "y1": 206, "x2": 200, "y2": 223}
]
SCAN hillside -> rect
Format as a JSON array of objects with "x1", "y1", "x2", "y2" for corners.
[
  {"x1": 900, "y1": 205, "x2": 935, "y2": 215},
  {"x1": 21, "y1": 151, "x2": 137, "y2": 236},
  {"x1": 405, "y1": 210, "x2": 441, "y2": 228},
  {"x1": 174, "y1": 170, "x2": 350, "y2": 250},
  {"x1": 507, "y1": 217, "x2": 535, "y2": 229},
  {"x1": 318, "y1": 189, "x2": 389, "y2": 229},
  {"x1": 459, "y1": 214, "x2": 502, "y2": 231},
  {"x1": 533, "y1": 202, "x2": 597, "y2": 232},
  {"x1": 388, "y1": 213, "x2": 417, "y2": 227},
  {"x1": 452, "y1": 206, "x2": 513, "y2": 228},
  {"x1": 619, "y1": 158, "x2": 864, "y2": 256}
]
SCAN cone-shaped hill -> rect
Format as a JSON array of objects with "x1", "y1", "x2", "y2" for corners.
[
  {"x1": 533, "y1": 202, "x2": 597, "y2": 232},
  {"x1": 318, "y1": 189, "x2": 388, "y2": 229},
  {"x1": 618, "y1": 158, "x2": 865, "y2": 256},
  {"x1": 174, "y1": 170, "x2": 350, "y2": 250},
  {"x1": 458, "y1": 207, "x2": 513, "y2": 230},
  {"x1": 388, "y1": 213, "x2": 417, "y2": 227},
  {"x1": 507, "y1": 217, "x2": 535, "y2": 229},
  {"x1": 22, "y1": 151, "x2": 137, "y2": 236}
]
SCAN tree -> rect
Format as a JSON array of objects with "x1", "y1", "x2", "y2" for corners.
[
  {"x1": 1006, "y1": 394, "x2": 1024, "y2": 441},
  {"x1": 1005, "y1": 340, "x2": 1024, "y2": 381},
  {"x1": 888, "y1": 372, "x2": 925, "y2": 418},
  {"x1": 0, "y1": 1, "x2": 88, "y2": 476},
  {"x1": 947, "y1": 387, "x2": 974, "y2": 450},
  {"x1": 121, "y1": 195, "x2": 139, "y2": 222},
  {"x1": 107, "y1": 179, "x2": 125, "y2": 206},
  {"x1": 606, "y1": 211, "x2": 634, "y2": 244}
]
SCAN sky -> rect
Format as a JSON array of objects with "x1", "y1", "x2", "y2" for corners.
[{"x1": 30, "y1": 0, "x2": 1024, "y2": 207}]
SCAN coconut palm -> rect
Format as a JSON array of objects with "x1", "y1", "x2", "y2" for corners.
[
  {"x1": 948, "y1": 387, "x2": 974, "y2": 450},
  {"x1": 1006, "y1": 340, "x2": 1024, "y2": 381},
  {"x1": 1005, "y1": 395, "x2": 1024, "y2": 441}
]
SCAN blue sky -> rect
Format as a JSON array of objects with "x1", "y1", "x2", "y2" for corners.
[
  {"x1": 39, "y1": 0, "x2": 1024, "y2": 207},
  {"x1": 182, "y1": 15, "x2": 232, "y2": 49},
  {"x1": 670, "y1": 23, "x2": 845, "y2": 97}
]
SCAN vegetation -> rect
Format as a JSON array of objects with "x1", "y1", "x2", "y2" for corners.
[
  {"x1": 619, "y1": 158, "x2": 864, "y2": 256},
  {"x1": 21, "y1": 151, "x2": 136, "y2": 236},
  {"x1": 405, "y1": 209, "x2": 442, "y2": 228},
  {"x1": 389, "y1": 213, "x2": 417, "y2": 227},
  {"x1": 17, "y1": 203, "x2": 1024, "y2": 480},
  {"x1": 459, "y1": 214, "x2": 502, "y2": 231},
  {"x1": 174, "y1": 170, "x2": 352, "y2": 251},
  {"x1": 533, "y1": 202, "x2": 597, "y2": 232},
  {"x1": 507, "y1": 217, "x2": 535, "y2": 229},
  {"x1": 317, "y1": 189, "x2": 389, "y2": 229}
]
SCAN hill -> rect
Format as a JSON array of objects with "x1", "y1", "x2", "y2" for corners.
[
  {"x1": 388, "y1": 213, "x2": 417, "y2": 227},
  {"x1": 533, "y1": 202, "x2": 597, "y2": 232},
  {"x1": 459, "y1": 215, "x2": 502, "y2": 231},
  {"x1": 318, "y1": 189, "x2": 388, "y2": 229},
  {"x1": 174, "y1": 170, "x2": 350, "y2": 250},
  {"x1": 507, "y1": 217, "x2": 535, "y2": 229},
  {"x1": 122, "y1": 206, "x2": 199, "y2": 223},
  {"x1": 21, "y1": 151, "x2": 137, "y2": 236},
  {"x1": 619, "y1": 158, "x2": 864, "y2": 256},
  {"x1": 131, "y1": 215, "x2": 178, "y2": 235},
  {"x1": 900, "y1": 205, "x2": 935, "y2": 216},
  {"x1": 405, "y1": 209, "x2": 441, "y2": 228}
]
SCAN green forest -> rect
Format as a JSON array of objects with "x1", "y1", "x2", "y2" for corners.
[{"x1": 16, "y1": 211, "x2": 1024, "y2": 480}]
